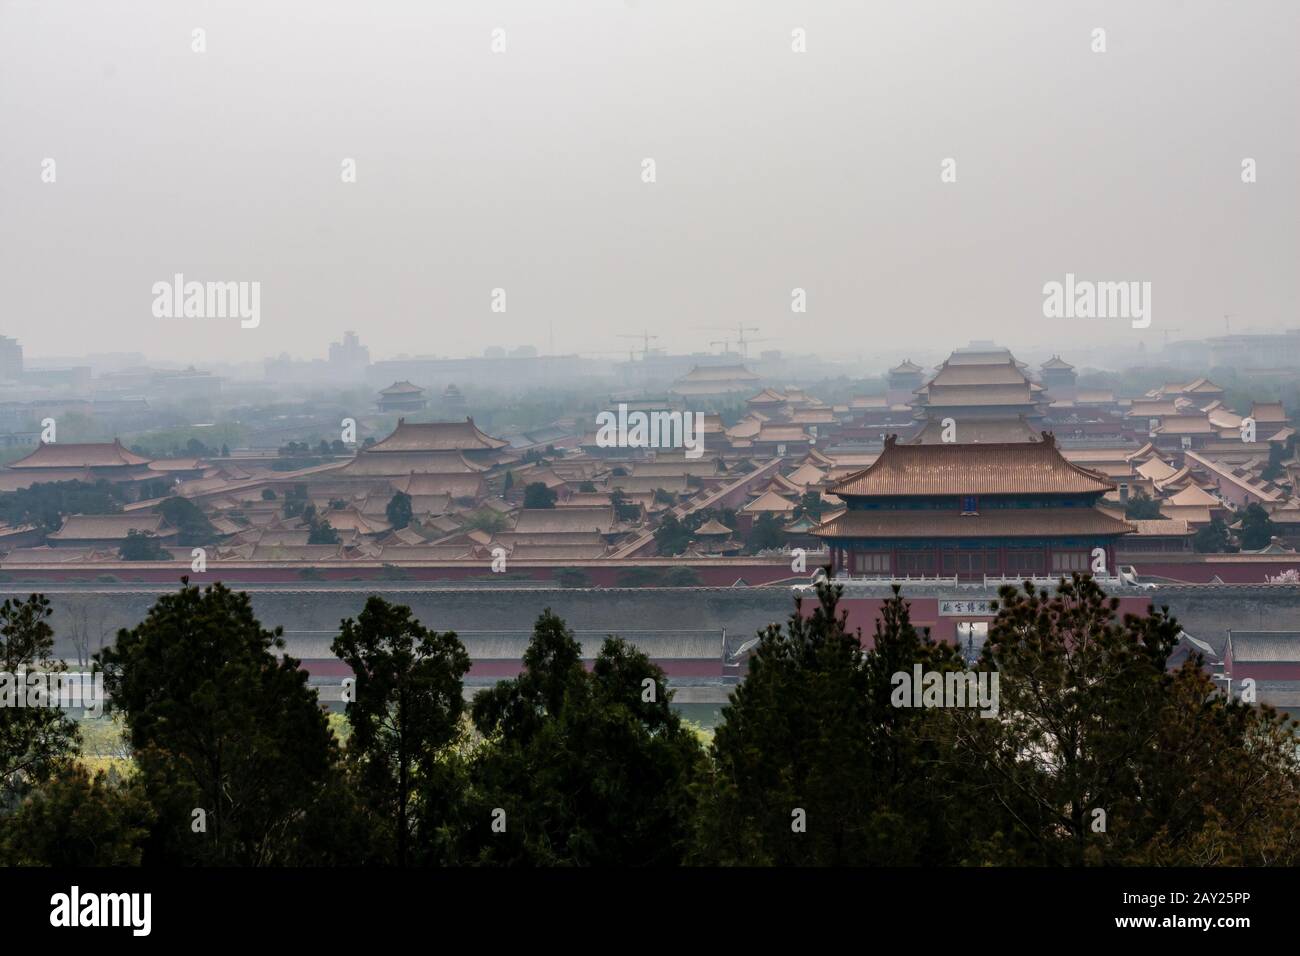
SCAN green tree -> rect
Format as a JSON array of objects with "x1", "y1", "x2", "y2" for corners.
[
  {"x1": 0, "y1": 479, "x2": 124, "y2": 537},
  {"x1": 282, "y1": 483, "x2": 309, "y2": 518},
  {"x1": 466, "y1": 610, "x2": 705, "y2": 864},
  {"x1": 118, "y1": 529, "x2": 170, "y2": 561},
  {"x1": 1194, "y1": 516, "x2": 1235, "y2": 553},
  {"x1": 1124, "y1": 490, "x2": 1162, "y2": 520},
  {"x1": 654, "y1": 513, "x2": 691, "y2": 556},
  {"x1": 954, "y1": 575, "x2": 1300, "y2": 865},
  {"x1": 1238, "y1": 502, "x2": 1277, "y2": 551},
  {"x1": 463, "y1": 509, "x2": 508, "y2": 534},
  {"x1": 745, "y1": 512, "x2": 786, "y2": 552},
  {"x1": 523, "y1": 482, "x2": 557, "y2": 509},
  {"x1": 96, "y1": 579, "x2": 342, "y2": 865},
  {"x1": 1260, "y1": 437, "x2": 1290, "y2": 482},
  {"x1": 0, "y1": 595, "x2": 80, "y2": 811},
  {"x1": 0, "y1": 765, "x2": 153, "y2": 866},
  {"x1": 684, "y1": 507, "x2": 737, "y2": 533},
  {"x1": 155, "y1": 495, "x2": 219, "y2": 547},
  {"x1": 331, "y1": 596, "x2": 471, "y2": 866},
  {"x1": 137, "y1": 477, "x2": 173, "y2": 500},
  {"x1": 694, "y1": 581, "x2": 970, "y2": 865},
  {"x1": 795, "y1": 491, "x2": 824, "y2": 522},
  {"x1": 306, "y1": 507, "x2": 341, "y2": 545},
  {"x1": 610, "y1": 488, "x2": 640, "y2": 522},
  {"x1": 386, "y1": 491, "x2": 414, "y2": 530}
]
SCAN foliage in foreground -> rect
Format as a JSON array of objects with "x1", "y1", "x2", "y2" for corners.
[{"x1": 1, "y1": 575, "x2": 1298, "y2": 866}]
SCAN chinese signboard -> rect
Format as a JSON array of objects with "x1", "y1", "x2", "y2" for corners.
[{"x1": 938, "y1": 600, "x2": 996, "y2": 617}]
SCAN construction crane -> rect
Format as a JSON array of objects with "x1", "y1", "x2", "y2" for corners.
[
  {"x1": 709, "y1": 339, "x2": 732, "y2": 355},
  {"x1": 693, "y1": 323, "x2": 761, "y2": 358},
  {"x1": 618, "y1": 331, "x2": 659, "y2": 360}
]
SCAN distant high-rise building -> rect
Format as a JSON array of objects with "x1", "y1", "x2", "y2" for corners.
[
  {"x1": 328, "y1": 330, "x2": 370, "y2": 377},
  {"x1": 0, "y1": 336, "x2": 24, "y2": 381}
]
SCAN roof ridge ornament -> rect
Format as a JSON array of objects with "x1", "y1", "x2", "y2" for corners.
[
  {"x1": 884, "y1": 433, "x2": 898, "y2": 448},
  {"x1": 1040, "y1": 430, "x2": 1056, "y2": 447}
]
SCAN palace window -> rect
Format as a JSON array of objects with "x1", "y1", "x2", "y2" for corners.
[
  {"x1": 956, "y1": 551, "x2": 986, "y2": 573},
  {"x1": 1052, "y1": 551, "x2": 1090, "y2": 572},
  {"x1": 853, "y1": 552, "x2": 891, "y2": 574},
  {"x1": 896, "y1": 551, "x2": 934, "y2": 573},
  {"x1": 961, "y1": 495, "x2": 978, "y2": 514},
  {"x1": 1006, "y1": 549, "x2": 1045, "y2": 574}
]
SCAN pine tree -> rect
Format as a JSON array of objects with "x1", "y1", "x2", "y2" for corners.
[
  {"x1": 96, "y1": 579, "x2": 343, "y2": 865},
  {"x1": 331, "y1": 596, "x2": 470, "y2": 865},
  {"x1": 465, "y1": 610, "x2": 704, "y2": 865},
  {"x1": 695, "y1": 581, "x2": 972, "y2": 865},
  {"x1": 385, "y1": 491, "x2": 413, "y2": 530},
  {"x1": 0, "y1": 595, "x2": 80, "y2": 810},
  {"x1": 952, "y1": 574, "x2": 1300, "y2": 865}
]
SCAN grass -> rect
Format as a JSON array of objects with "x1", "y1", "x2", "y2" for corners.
[{"x1": 76, "y1": 714, "x2": 133, "y2": 777}]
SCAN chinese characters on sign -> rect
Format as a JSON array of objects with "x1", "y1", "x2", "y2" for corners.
[{"x1": 938, "y1": 600, "x2": 996, "y2": 616}]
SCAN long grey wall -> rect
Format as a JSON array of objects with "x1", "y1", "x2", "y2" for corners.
[{"x1": 7, "y1": 583, "x2": 1297, "y2": 663}]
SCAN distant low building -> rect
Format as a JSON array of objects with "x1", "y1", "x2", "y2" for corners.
[
  {"x1": 886, "y1": 359, "x2": 924, "y2": 406},
  {"x1": 47, "y1": 513, "x2": 178, "y2": 549},
  {"x1": 1, "y1": 440, "x2": 155, "y2": 494},
  {"x1": 377, "y1": 381, "x2": 427, "y2": 412},
  {"x1": 1039, "y1": 355, "x2": 1077, "y2": 402},
  {"x1": 670, "y1": 364, "x2": 761, "y2": 398},
  {"x1": 442, "y1": 383, "x2": 467, "y2": 413}
]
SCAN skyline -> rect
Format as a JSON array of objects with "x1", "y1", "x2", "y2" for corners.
[{"x1": 2, "y1": 0, "x2": 1296, "y2": 363}]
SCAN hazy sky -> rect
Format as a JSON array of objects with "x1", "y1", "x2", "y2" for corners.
[{"x1": 2, "y1": 0, "x2": 1296, "y2": 365}]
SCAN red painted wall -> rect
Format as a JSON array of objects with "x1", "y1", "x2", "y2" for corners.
[
  {"x1": 1229, "y1": 662, "x2": 1300, "y2": 681},
  {"x1": 815, "y1": 594, "x2": 1158, "y2": 649}
]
